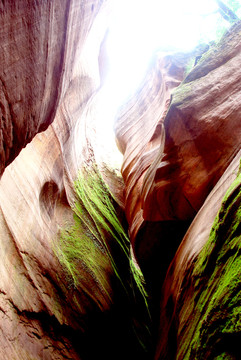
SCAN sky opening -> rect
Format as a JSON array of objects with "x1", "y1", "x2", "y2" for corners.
[
  {"x1": 98, "y1": 0, "x2": 241, "y2": 155},
  {"x1": 103, "y1": 0, "x2": 241, "y2": 108}
]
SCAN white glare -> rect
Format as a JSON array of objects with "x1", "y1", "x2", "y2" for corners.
[{"x1": 104, "y1": 0, "x2": 222, "y2": 107}]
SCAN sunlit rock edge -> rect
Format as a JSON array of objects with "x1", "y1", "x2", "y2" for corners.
[{"x1": 0, "y1": 1, "x2": 241, "y2": 359}]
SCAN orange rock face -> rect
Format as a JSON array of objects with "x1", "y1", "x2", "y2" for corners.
[
  {"x1": 0, "y1": 1, "x2": 128, "y2": 359},
  {"x1": 115, "y1": 52, "x2": 190, "y2": 242},
  {"x1": 143, "y1": 24, "x2": 241, "y2": 223},
  {"x1": 114, "y1": 21, "x2": 241, "y2": 358},
  {"x1": 1, "y1": 1, "x2": 241, "y2": 359},
  {"x1": 0, "y1": 0, "x2": 103, "y2": 176},
  {"x1": 115, "y1": 22, "x2": 241, "y2": 256},
  {"x1": 107, "y1": 20, "x2": 241, "y2": 360},
  {"x1": 155, "y1": 149, "x2": 241, "y2": 359}
]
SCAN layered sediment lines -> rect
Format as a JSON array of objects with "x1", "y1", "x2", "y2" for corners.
[
  {"x1": 155, "y1": 149, "x2": 241, "y2": 360},
  {"x1": 115, "y1": 53, "x2": 188, "y2": 243},
  {"x1": 116, "y1": 22, "x2": 241, "y2": 250},
  {"x1": 0, "y1": 1, "x2": 126, "y2": 359},
  {"x1": 1, "y1": 1, "x2": 241, "y2": 359},
  {"x1": 144, "y1": 23, "x2": 241, "y2": 223},
  {"x1": 152, "y1": 23, "x2": 241, "y2": 360},
  {"x1": 0, "y1": 0, "x2": 103, "y2": 176},
  {"x1": 115, "y1": 21, "x2": 241, "y2": 359}
]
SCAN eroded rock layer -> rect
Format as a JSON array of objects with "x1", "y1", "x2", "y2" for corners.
[
  {"x1": 0, "y1": 1, "x2": 241, "y2": 359},
  {"x1": 116, "y1": 22, "x2": 241, "y2": 248},
  {"x1": 143, "y1": 23, "x2": 241, "y2": 223},
  {"x1": 115, "y1": 52, "x2": 190, "y2": 243},
  {"x1": 155, "y1": 150, "x2": 241, "y2": 360},
  {"x1": 0, "y1": 1, "x2": 137, "y2": 359},
  {"x1": 0, "y1": 0, "x2": 104, "y2": 176},
  {"x1": 115, "y1": 21, "x2": 241, "y2": 359}
]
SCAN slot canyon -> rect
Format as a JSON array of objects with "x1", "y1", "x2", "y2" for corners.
[{"x1": 0, "y1": 1, "x2": 241, "y2": 359}]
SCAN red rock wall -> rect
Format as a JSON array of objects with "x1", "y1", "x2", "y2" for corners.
[
  {"x1": 1, "y1": 1, "x2": 241, "y2": 359},
  {"x1": 115, "y1": 53, "x2": 189, "y2": 243},
  {"x1": 0, "y1": 0, "x2": 103, "y2": 176},
  {"x1": 145, "y1": 24, "x2": 241, "y2": 223},
  {"x1": 115, "y1": 21, "x2": 241, "y2": 359},
  {"x1": 115, "y1": 22, "x2": 241, "y2": 253},
  {"x1": 0, "y1": 1, "x2": 125, "y2": 359},
  {"x1": 155, "y1": 149, "x2": 241, "y2": 359}
]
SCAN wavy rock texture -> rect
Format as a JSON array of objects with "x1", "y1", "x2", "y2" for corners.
[
  {"x1": 115, "y1": 21, "x2": 241, "y2": 359},
  {"x1": 115, "y1": 52, "x2": 190, "y2": 242},
  {"x1": 116, "y1": 22, "x2": 241, "y2": 245},
  {"x1": 153, "y1": 23, "x2": 241, "y2": 360},
  {"x1": 144, "y1": 23, "x2": 241, "y2": 223},
  {"x1": 0, "y1": 0, "x2": 104, "y2": 176},
  {"x1": 0, "y1": 1, "x2": 135, "y2": 359},
  {"x1": 155, "y1": 150, "x2": 241, "y2": 360},
  {"x1": 1, "y1": 1, "x2": 241, "y2": 360}
]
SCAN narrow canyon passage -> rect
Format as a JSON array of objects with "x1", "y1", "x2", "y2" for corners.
[{"x1": 0, "y1": 1, "x2": 241, "y2": 359}]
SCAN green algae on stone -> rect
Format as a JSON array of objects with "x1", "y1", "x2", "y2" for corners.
[
  {"x1": 130, "y1": 255, "x2": 150, "y2": 316},
  {"x1": 54, "y1": 165, "x2": 151, "y2": 348},
  {"x1": 178, "y1": 167, "x2": 241, "y2": 360},
  {"x1": 55, "y1": 165, "x2": 130, "y2": 300},
  {"x1": 53, "y1": 164, "x2": 152, "y2": 355},
  {"x1": 57, "y1": 214, "x2": 113, "y2": 300}
]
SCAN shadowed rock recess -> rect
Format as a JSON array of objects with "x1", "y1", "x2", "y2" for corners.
[{"x1": 0, "y1": 1, "x2": 241, "y2": 359}]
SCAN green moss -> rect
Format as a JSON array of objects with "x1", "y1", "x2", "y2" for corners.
[
  {"x1": 214, "y1": 353, "x2": 236, "y2": 360},
  {"x1": 56, "y1": 215, "x2": 112, "y2": 300},
  {"x1": 130, "y1": 256, "x2": 150, "y2": 316},
  {"x1": 54, "y1": 164, "x2": 151, "y2": 351},
  {"x1": 74, "y1": 166, "x2": 130, "y2": 291},
  {"x1": 184, "y1": 57, "x2": 196, "y2": 76},
  {"x1": 178, "y1": 165, "x2": 241, "y2": 359},
  {"x1": 54, "y1": 165, "x2": 131, "y2": 296},
  {"x1": 171, "y1": 81, "x2": 193, "y2": 106}
]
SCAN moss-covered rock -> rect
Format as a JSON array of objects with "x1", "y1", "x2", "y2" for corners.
[
  {"x1": 178, "y1": 167, "x2": 241, "y2": 359},
  {"x1": 54, "y1": 164, "x2": 152, "y2": 356}
]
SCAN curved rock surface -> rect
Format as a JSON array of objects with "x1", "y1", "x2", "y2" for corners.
[
  {"x1": 115, "y1": 52, "x2": 190, "y2": 242},
  {"x1": 116, "y1": 22, "x2": 241, "y2": 248},
  {"x1": 155, "y1": 149, "x2": 241, "y2": 360},
  {"x1": 0, "y1": 0, "x2": 103, "y2": 176},
  {"x1": 0, "y1": 2, "x2": 241, "y2": 359},
  {"x1": 115, "y1": 21, "x2": 241, "y2": 358},
  {"x1": 143, "y1": 22, "x2": 241, "y2": 223},
  {"x1": 0, "y1": 1, "x2": 133, "y2": 359}
]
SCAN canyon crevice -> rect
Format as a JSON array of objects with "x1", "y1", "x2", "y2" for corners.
[{"x1": 0, "y1": 1, "x2": 241, "y2": 359}]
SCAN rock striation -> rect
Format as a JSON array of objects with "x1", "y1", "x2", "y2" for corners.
[
  {"x1": 0, "y1": 1, "x2": 241, "y2": 360},
  {"x1": 115, "y1": 52, "x2": 189, "y2": 243},
  {"x1": 155, "y1": 149, "x2": 241, "y2": 359},
  {"x1": 115, "y1": 20, "x2": 241, "y2": 359},
  {"x1": 0, "y1": 1, "x2": 132, "y2": 359},
  {"x1": 116, "y1": 22, "x2": 241, "y2": 246},
  {"x1": 0, "y1": 0, "x2": 104, "y2": 176}
]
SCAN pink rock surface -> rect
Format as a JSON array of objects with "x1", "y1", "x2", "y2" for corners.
[
  {"x1": 155, "y1": 149, "x2": 241, "y2": 360},
  {"x1": 115, "y1": 53, "x2": 189, "y2": 242},
  {"x1": 1, "y1": 1, "x2": 241, "y2": 358},
  {"x1": 115, "y1": 23, "x2": 241, "y2": 252},
  {"x1": 0, "y1": 1, "x2": 123, "y2": 358},
  {"x1": 0, "y1": 0, "x2": 103, "y2": 176},
  {"x1": 143, "y1": 26, "x2": 241, "y2": 222}
]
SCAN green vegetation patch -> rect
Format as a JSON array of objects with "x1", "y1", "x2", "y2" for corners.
[
  {"x1": 56, "y1": 214, "x2": 113, "y2": 301},
  {"x1": 54, "y1": 164, "x2": 151, "y2": 352},
  {"x1": 179, "y1": 166, "x2": 241, "y2": 359},
  {"x1": 55, "y1": 165, "x2": 130, "y2": 300}
]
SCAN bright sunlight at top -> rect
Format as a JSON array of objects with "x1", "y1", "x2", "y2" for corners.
[
  {"x1": 103, "y1": 0, "x2": 241, "y2": 108},
  {"x1": 97, "y1": 0, "x2": 241, "y2": 153}
]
